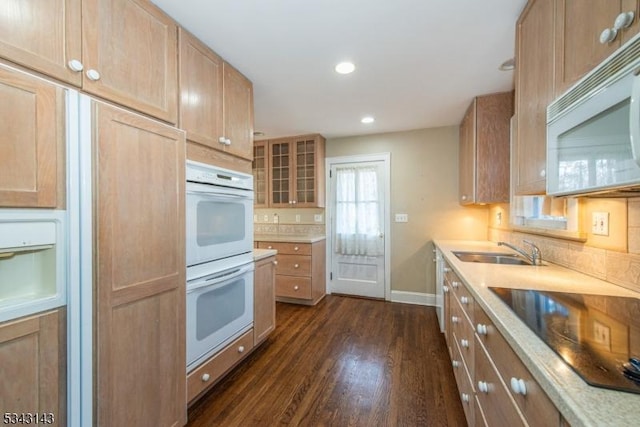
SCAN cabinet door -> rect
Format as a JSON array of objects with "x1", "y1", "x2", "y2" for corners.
[
  {"x1": 459, "y1": 101, "x2": 476, "y2": 205},
  {"x1": 514, "y1": 0, "x2": 555, "y2": 195},
  {"x1": 178, "y1": 28, "x2": 223, "y2": 149},
  {"x1": 254, "y1": 256, "x2": 276, "y2": 345},
  {"x1": 293, "y1": 135, "x2": 325, "y2": 207},
  {"x1": 620, "y1": 0, "x2": 640, "y2": 44},
  {"x1": 82, "y1": 0, "x2": 178, "y2": 124},
  {"x1": 0, "y1": 65, "x2": 64, "y2": 208},
  {"x1": 0, "y1": 310, "x2": 66, "y2": 426},
  {"x1": 253, "y1": 140, "x2": 270, "y2": 207},
  {"x1": 0, "y1": 0, "x2": 82, "y2": 86},
  {"x1": 269, "y1": 139, "x2": 293, "y2": 207},
  {"x1": 223, "y1": 63, "x2": 254, "y2": 160},
  {"x1": 555, "y1": 0, "x2": 623, "y2": 95},
  {"x1": 94, "y1": 102, "x2": 186, "y2": 426}
]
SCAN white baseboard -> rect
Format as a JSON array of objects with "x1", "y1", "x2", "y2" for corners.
[{"x1": 390, "y1": 291, "x2": 436, "y2": 306}]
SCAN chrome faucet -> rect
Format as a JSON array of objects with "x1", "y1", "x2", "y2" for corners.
[{"x1": 497, "y1": 240, "x2": 542, "y2": 266}]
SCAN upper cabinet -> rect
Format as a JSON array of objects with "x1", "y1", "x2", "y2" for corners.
[
  {"x1": 514, "y1": 0, "x2": 556, "y2": 195},
  {"x1": 0, "y1": 0, "x2": 178, "y2": 124},
  {"x1": 253, "y1": 140, "x2": 269, "y2": 208},
  {"x1": 259, "y1": 134, "x2": 325, "y2": 208},
  {"x1": 459, "y1": 91, "x2": 513, "y2": 205},
  {"x1": 0, "y1": 65, "x2": 65, "y2": 208},
  {"x1": 179, "y1": 29, "x2": 254, "y2": 161},
  {"x1": 555, "y1": 0, "x2": 640, "y2": 96}
]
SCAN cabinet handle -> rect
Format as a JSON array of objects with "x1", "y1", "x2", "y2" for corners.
[
  {"x1": 443, "y1": 285, "x2": 450, "y2": 293},
  {"x1": 218, "y1": 137, "x2": 231, "y2": 146},
  {"x1": 294, "y1": 285, "x2": 299, "y2": 291},
  {"x1": 461, "y1": 393, "x2": 470, "y2": 403},
  {"x1": 452, "y1": 281, "x2": 460, "y2": 289},
  {"x1": 201, "y1": 373, "x2": 211, "y2": 382},
  {"x1": 539, "y1": 169, "x2": 546, "y2": 178},
  {"x1": 451, "y1": 316, "x2": 459, "y2": 324},
  {"x1": 444, "y1": 267, "x2": 451, "y2": 273},
  {"x1": 267, "y1": 246, "x2": 273, "y2": 249},
  {"x1": 614, "y1": 11, "x2": 635, "y2": 30},
  {"x1": 68, "y1": 59, "x2": 84, "y2": 72},
  {"x1": 294, "y1": 246, "x2": 299, "y2": 251},
  {"x1": 476, "y1": 323, "x2": 488, "y2": 335},
  {"x1": 460, "y1": 296, "x2": 469, "y2": 305},
  {"x1": 294, "y1": 263, "x2": 300, "y2": 268},
  {"x1": 477, "y1": 381, "x2": 489, "y2": 393},
  {"x1": 461, "y1": 195, "x2": 467, "y2": 201},
  {"x1": 460, "y1": 339, "x2": 469, "y2": 348},
  {"x1": 452, "y1": 360, "x2": 461, "y2": 368},
  {"x1": 272, "y1": 260, "x2": 278, "y2": 265},
  {"x1": 86, "y1": 69, "x2": 101, "y2": 81},
  {"x1": 599, "y1": 27, "x2": 618, "y2": 44},
  {"x1": 510, "y1": 377, "x2": 527, "y2": 396},
  {"x1": 238, "y1": 346, "x2": 245, "y2": 354}
]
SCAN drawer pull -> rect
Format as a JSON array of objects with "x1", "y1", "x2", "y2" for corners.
[
  {"x1": 238, "y1": 346, "x2": 245, "y2": 354},
  {"x1": 451, "y1": 316, "x2": 459, "y2": 324},
  {"x1": 443, "y1": 285, "x2": 450, "y2": 293},
  {"x1": 267, "y1": 246, "x2": 273, "y2": 249},
  {"x1": 444, "y1": 267, "x2": 452, "y2": 273},
  {"x1": 294, "y1": 285, "x2": 299, "y2": 291},
  {"x1": 477, "y1": 381, "x2": 489, "y2": 394},
  {"x1": 294, "y1": 246, "x2": 300, "y2": 251},
  {"x1": 294, "y1": 263, "x2": 300, "y2": 268},
  {"x1": 201, "y1": 373, "x2": 211, "y2": 382},
  {"x1": 461, "y1": 393, "x2": 470, "y2": 403},
  {"x1": 273, "y1": 260, "x2": 278, "y2": 265},
  {"x1": 452, "y1": 281, "x2": 460, "y2": 289},
  {"x1": 476, "y1": 324, "x2": 488, "y2": 335},
  {"x1": 460, "y1": 339, "x2": 469, "y2": 348},
  {"x1": 510, "y1": 377, "x2": 527, "y2": 396},
  {"x1": 460, "y1": 296, "x2": 469, "y2": 305},
  {"x1": 452, "y1": 360, "x2": 461, "y2": 368}
]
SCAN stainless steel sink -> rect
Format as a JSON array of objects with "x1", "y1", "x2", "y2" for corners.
[{"x1": 452, "y1": 251, "x2": 533, "y2": 265}]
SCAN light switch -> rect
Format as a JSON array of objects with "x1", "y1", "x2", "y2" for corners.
[
  {"x1": 592, "y1": 212, "x2": 609, "y2": 236},
  {"x1": 395, "y1": 213, "x2": 409, "y2": 223}
]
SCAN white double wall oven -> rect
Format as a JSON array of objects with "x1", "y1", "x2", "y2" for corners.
[{"x1": 185, "y1": 160, "x2": 255, "y2": 371}]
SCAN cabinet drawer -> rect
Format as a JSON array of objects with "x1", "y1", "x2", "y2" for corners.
[
  {"x1": 276, "y1": 254, "x2": 311, "y2": 276},
  {"x1": 452, "y1": 297, "x2": 475, "y2": 380},
  {"x1": 475, "y1": 305, "x2": 560, "y2": 427},
  {"x1": 257, "y1": 241, "x2": 311, "y2": 255},
  {"x1": 276, "y1": 275, "x2": 312, "y2": 299},
  {"x1": 452, "y1": 339, "x2": 475, "y2": 427},
  {"x1": 474, "y1": 336, "x2": 526, "y2": 427},
  {"x1": 187, "y1": 329, "x2": 254, "y2": 403}
]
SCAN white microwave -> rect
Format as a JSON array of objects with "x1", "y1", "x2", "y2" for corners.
[{"x1": 547, "y1": 32, "x2": 640, "y2": 196}]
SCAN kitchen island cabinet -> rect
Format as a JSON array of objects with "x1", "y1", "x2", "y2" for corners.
[
  {"x1": 458, "y1": 91, "x2": 513, "y2": 205},
  {"x1": 0, "y1": 309, "x2": 66, "y2": 426}
]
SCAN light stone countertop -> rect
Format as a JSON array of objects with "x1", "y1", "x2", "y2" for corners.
[
  {"x1": 253, "y1": 248, "x2": 277, "y2": 261},
  {"x1": 254, "y1": 233, "x2": 326, "y2": 243},
  {"x1": 434, "y1": 239, "x2": 640, "y2": 427}
]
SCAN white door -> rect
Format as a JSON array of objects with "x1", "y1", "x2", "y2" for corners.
[{"x1": 327, "y1": 155, "x2": 389, "y2": 299}]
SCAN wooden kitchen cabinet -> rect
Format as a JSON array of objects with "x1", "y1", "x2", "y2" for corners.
[
  {"x1": 0, "y1": 64, "x2": 65, "y2": 208},
  {"x1": 514, "y1": 0, "x2": 556, "y2": 195},
  {"x1": 254, "y1": 255, "x2": 276, "y2": 345},
  {"x1": 257, "y1": 134, "x2": 325, "y2": 208},
  {"x1": 0, "y1": 309, "x2": 66, "y2": 426},
  {"x1": 179, "y1": 28, "x2": 254, "y2": 161},
  {"x1": 555, "y1": 0, "x2": 640, "y2": 96},
  {"x1": 253, "y1": 140, "x2": 269, "y2": 207},
  {"x1": 257, "y1": 240, "x2": 326, "y2": 305},
  {"x1": 93, "y1": 101, "x2": 186, "y2": 426},
  {"x1": 459, "y1": 91, "x2": 513, "y2": 205}
]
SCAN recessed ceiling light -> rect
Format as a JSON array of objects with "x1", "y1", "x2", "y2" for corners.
[
  {"x1": 499, "y1": 58, "x2": 515, "y2": 71},
  {"x1": 361, "y1": 116, "x2": 375, "y2": 124},
  {"x1": 335, "y1": 62, "x2": 355, "y2": 74}
]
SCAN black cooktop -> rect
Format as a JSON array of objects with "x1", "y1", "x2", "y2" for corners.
[{"x1": 489, "y1": 287, "x2": 640, "y2": 395}]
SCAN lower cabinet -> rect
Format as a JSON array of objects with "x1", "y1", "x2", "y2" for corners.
[
  {"x1": 254, "y1": 255, "x2": 276, "y2": 345},
  {"x1": 256, "y1": 240, "x2": 326, "y2": 305},
  {"x1": 0, "y1": 309, "x2": 66, "y2": 426},
  {"x1": 442, "y1": 264, "x2": 561, "y2": 427},
  {"x1": 187, "y1": 329, "x2": 254, "y2": 404}
]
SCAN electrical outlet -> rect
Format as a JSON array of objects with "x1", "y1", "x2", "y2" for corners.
[
  {"x1": 593, "y1": 320, "x2": 611, "y2": 349},
  {"x1": 314, "y1": 214, "x2": 323, "y2": 222},
  {"x1": 592, "y1": 212, "x2": 609, "y2": 236},
  {"x1": 496, "y1": 212, "x2": 502, "y2": 225},
  {"x1": 273, "y1": 214, "x2": 279, "y2": 224},
  {"x1": 395, "y1": 213, "x2": 409, "y2": 223}
]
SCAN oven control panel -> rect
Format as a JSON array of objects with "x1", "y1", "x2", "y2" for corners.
[{"x1": 186, "y1": 160, "x2": 253, "y2": 191}]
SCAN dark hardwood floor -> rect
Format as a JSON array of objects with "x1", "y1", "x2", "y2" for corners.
[{"x1": 186, "y1": 295, "x2": 466, "y2": 427}]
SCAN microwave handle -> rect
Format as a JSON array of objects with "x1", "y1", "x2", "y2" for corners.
[
  {"x1": 631, "y1": 71, "x2": 640, "y2": 166},
  {"x1": 187, "y1": 263, "x2": 253, "y2": 293}
]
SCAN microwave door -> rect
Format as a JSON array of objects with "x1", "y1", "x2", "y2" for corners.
[{"x1": 547, "y1": 72, "x2": 640, "y2": 195}]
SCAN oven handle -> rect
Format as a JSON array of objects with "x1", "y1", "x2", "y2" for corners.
[
  {"x1": 187, "y1": 263, "x2": 254, "y2": 293},
  {"x1": 186, "y1": 189, "x2": 249, "y2": 200}
]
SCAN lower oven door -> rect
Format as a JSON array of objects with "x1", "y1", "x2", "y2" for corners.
[
  {"x1": 186, "y1": 181, "x2": 254, "y2": 267},
  {"x1": 186, "y1": 261, "x2": 254, "y2": 371}
]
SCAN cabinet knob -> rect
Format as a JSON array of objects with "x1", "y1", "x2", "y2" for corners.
[
  {"x1": 267, "y1": 246, "x2": 273, "y2": 249},
  {"x1": 272, "y1": 260, "x2": 278, "y2": 265},
  {"x1": 460, "y1": 296, "x2": 469, "y2": 305},
  {"x1": 294, "y1": 263, "x2": 300, "y2": 268},
  {"x1": 510, "y1": 377, "x2": 527, "y2": 396},
  {"x1": 451, "y1": 316, "x2": 459, "y2": 324},
  {"x1": 452, "y1": 281, "x2": 460, "y2": 289},
  {"x1": 477, "y1": 381, "x2": 489, "y2": 393},
  {"x1": 294, "y1": 285, "x2": 299, "y2": 291},
  {"x1": 201, "y1": 373, "x2": 211, "y2": 382},
  {"x1": 68, "y1": 59, "x2": 84, "y2": 72},
  {"x1": 443, "y1": 285, "x2": 450, "y2": 293},
  {"x1": 476, "y1": 323, "x2": 488, "y2": 335},
  {"x1": 461, "y1": 393, "x2": 470, "y2": 403},
  {"x1": 461, "y1": 195, "x2": 467, "y2": 201},
  {"x1": 539, "y1": 169, "x2": 546, "y2": 178},
  {"x1": 86, "y1": 69, "x2": 101, "y2": 81},
  {"x1": 452, "y1": 360, "x2": 461, "y2": 368},
  {"x1": 614, "y1": 11, "x2": 635, "y2": 30},
  {"x1": 443, "y1": 267, "x2": 451, "y2": 273},
  {"x1": 599, "y1": 27, "x2": 618, "y2": 44},
  {"x1": 238, "y1": 346, "x2": 245, "y2": 353},
  {"x1": 460, "y1": 339, "x2": 469, "y2": 348},
  {"x1": 294, "y1": 246, "x2": 299, "y2": 251}
]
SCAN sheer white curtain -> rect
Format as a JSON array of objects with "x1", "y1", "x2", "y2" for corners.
[{"x1": 334, "y1": 164, "x2": 383, "y2": 256}]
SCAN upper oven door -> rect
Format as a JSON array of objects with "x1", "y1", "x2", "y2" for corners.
[{"x1": 186, "y1": 182, "x2": 253, "y2": 267}]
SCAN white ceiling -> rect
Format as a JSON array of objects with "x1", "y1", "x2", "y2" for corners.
[{"x1": 151, "y1": 0, "x2": 527, "y2": 139}]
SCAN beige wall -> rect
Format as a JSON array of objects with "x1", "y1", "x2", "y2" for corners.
[{"x1": 326, "y1": 126, "x2": 489, "y2": 295}]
